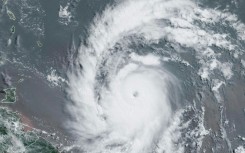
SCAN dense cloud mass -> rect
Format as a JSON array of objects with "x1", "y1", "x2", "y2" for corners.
[{"x1": 66, "y1": 0, "x2": 245, "y2": 152}]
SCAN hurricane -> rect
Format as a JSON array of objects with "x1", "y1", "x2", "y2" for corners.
[{"x1": 65, "y1": 0, "x2": 245, "y2": 152}]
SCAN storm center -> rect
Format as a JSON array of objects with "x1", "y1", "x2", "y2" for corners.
[{"x1": 133, "y1": 91, "x2": 139, "y2": 98}]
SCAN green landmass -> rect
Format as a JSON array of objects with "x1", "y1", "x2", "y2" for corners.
[
  {"x1": 0, "y1": 107, "x2": 59, "y2": 153},
  {"x1": 1, "y1": 88, "x2": 16, "y2": 103},
  {"x1": 37, "y1": 41, "x2": 43, "y2": 47},
  {"x1": 2, "y1": 0, "x2": 8, "y2": 5},
  {"x1": 6, "y1": 8, "x2": 16, "y2": 20},
  {"x1": 10, "y1": 25, "x2": 15, "y2": 34}
]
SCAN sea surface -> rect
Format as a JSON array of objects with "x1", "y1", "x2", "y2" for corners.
[{"x1": 0, "y1": 0, "x2": 245, "y2": 152}]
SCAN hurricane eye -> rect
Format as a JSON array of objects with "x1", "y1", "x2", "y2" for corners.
[
  {"x1": 65, "y1": 0, "x2": 245, "y2": 152},
  {"x1": 133, "y1": 91, "x2": 139, "y2": 98}
]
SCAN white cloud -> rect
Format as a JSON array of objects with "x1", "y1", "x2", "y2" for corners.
[{"x1": 65, "y1": 0, "x2": 245, "y2": 152}]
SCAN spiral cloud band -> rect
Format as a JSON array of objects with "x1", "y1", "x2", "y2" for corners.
[{"x1": 66, "y1": 0, "x2": 245, "y2": 152}]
